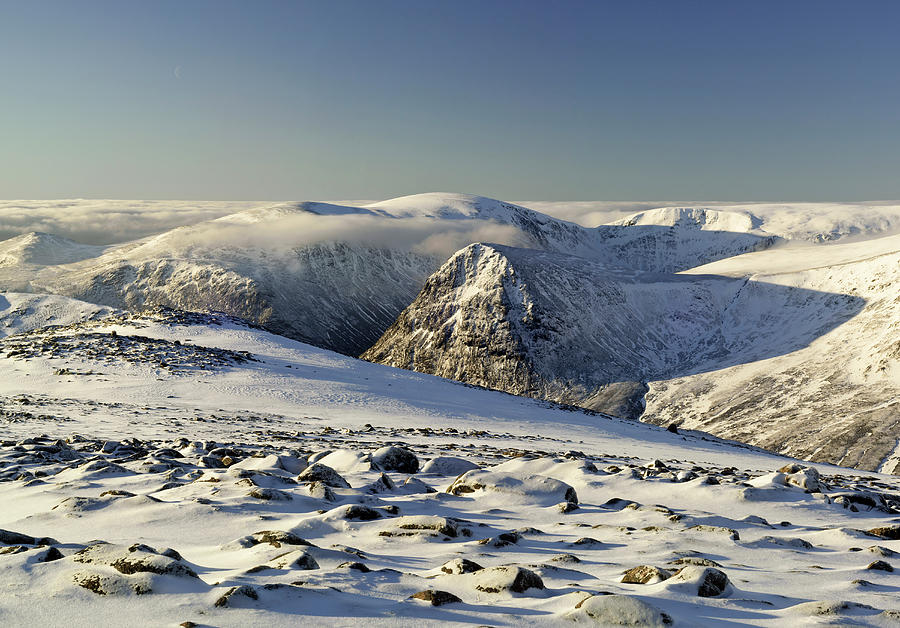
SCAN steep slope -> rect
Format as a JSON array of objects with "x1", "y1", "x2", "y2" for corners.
[
  {"x1": 362, "y1": 243, "x2": 863, "y2": 419},
  {"x1": 642, "y1": 234, "x2": 900, "y2": 473},
  {"x1": 362, "y1": 241, "x2": 899, "y2": 472},
  {"x1": 593, "y1": 207, "x2": 780, "y2": 272}
]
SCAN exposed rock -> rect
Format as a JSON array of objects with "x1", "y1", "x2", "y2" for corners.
[
  {"x1": 621, "y1": 565, "x2": 672, "y2": 584},
  {"x1": 214, "y1": 585, "x2": 258, "y2": 608},
  {"x1": 0, "y1": 529, "x2": 57, "y2": 546},
  {"x1": 72, "y1": 569, "x2": 153, "y2": 596},
  {"x1": 410, "y1": 590, "x2": 462, "y2": 606},
  {"x1": 270, "y1": 550, "x2": 319, "y2": 570},
  {"x1": 297, "y1": 463, "x2": 351, "y2": 489},
  {"x1": 380, "y1": 515, "x2": 471, "y2": 539},
  {"x1": 249, "y1": 487, "x2": 293, "y2": 501},
  {"x1": 471, "y1": 566, "x2": 545, "y2": 594},
  {"x1": 336, "y1": 561, "x2": 370, "y2": 572},
  {"x1": 866, "y1": 560, "x2": 894, "y2": 572},
  {"x1": 342, "y1": 505, "x2": 382, "y2": 521},
  {"x1": 73, "y1": 543, "x2": 199, "y2": 579},
  {"x1": 785, "y1": 600, "x2": 880, "y2": 616},
  {"x1": 867, "y1": 525, "x2": 900, "y2": 540},
  {"x1": 371, "y1": 446, "x2": 419, "y2": 473},
  {"x1": 440, "y1": 557, "x2": 483, "y2": 574},
  {"x1": 667, "y1": 566, "x2": 731, "y2": 597},
  {"x1": 364, "y1": 473, "x2": 395, "y2": 494}
]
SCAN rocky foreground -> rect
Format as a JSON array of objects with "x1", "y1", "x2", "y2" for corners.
[{"x1": 1, "y1": 430, "x2": 899, "y2": 627}]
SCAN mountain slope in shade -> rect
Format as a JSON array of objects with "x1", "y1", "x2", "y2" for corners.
[{"x1": 362, "y1": 239, "x2": 900, "y2": 472}]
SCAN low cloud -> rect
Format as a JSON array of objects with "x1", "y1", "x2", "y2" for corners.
[
  {"x1": 0, "y1": 200, "x2": 264, "y2": 245},
  {"x1": 154, "y1": 213, "x2": 532, "y2": 261}
]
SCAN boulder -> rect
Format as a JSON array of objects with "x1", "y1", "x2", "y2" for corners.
[
  {"x1": 421, "y1": 456, "x2": 480, "y2": 476},
  {"x1": 410, "y1": 590, "x2": 462, "y2": 606},
  {"x1": 297, "y1": 463, "x2": 351, "y2": 489},
  {"x1": 569, "y1": 594, "x2": 673, "y2": 626},
  {"x1": 666, "y1": 566, "x2": 731, "y2": 597},
  {"x1": 440, "y1": 558, "x2": 483, "y2": 574},
  {"x1": 447, "y1": 470, "x2": 578, "y2": 506},
  {"x1": 270, "y1": 550, "x2": 319, "y2": 570},
  {"x1": 471, "y1": 566, "x2": 544, "y2": 594},
  {"x1": 621, "y1": 565, "x2": 672, "y2": 584},
  {"x1": 371, "y1": 446, "x2": 419, "y2": 473}
]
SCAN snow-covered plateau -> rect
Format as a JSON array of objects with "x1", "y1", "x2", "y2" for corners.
[{"x1": 0, "y1": 194, "x2": 898, "y2": 626}]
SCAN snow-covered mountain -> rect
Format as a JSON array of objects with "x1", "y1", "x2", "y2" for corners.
[
  {"x1": 0, "y1": 303, "x2": 898, "y2": 626},
  {"x1": 363, "y1": 238, "x2": 899, "y2": 472},
  {"x1": 0, "y1": 193, "x2": 790, "y2": 355}
]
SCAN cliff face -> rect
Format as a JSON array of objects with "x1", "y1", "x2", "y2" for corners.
[{"x1": 362, "y1": 243, "x2": 734, "y2": 416}]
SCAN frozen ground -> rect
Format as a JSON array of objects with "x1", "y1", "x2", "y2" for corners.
[{"x1": 0, "y1": 307, "x2": 898, "y2": 627}]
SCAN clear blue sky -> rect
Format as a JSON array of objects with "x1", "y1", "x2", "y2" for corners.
[{"x1": 2, "y1": 0, "x2": 899, "y2": 201}]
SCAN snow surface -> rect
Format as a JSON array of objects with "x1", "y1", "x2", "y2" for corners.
[{"x1": 0, "y1": 307, "x2": 899, "y2": 626}]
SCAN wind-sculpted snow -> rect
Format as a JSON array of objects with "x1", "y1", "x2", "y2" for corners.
[{"x1": 0, "y1": 309, "x2": 897, "y2": 625}]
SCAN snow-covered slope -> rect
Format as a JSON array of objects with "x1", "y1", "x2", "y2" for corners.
[
  {"x1": 0, "y1": 293, "x2": 114, "y2": 337},
  {"x1": 0, "y1": 232, "x2": 107, "y2": 267},
  {"x1": 641, "y1": 233, "x2": 900, "y2": 473},
  {"x1": 363, "y1": 240, "x2": 898, "y2": 472},
  {"x1": 0, "y1": 308, "x2": 898, "y2": 626}
]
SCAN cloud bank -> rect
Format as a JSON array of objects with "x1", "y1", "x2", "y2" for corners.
[{"x1": 153, "y1": 213, "x2": 533, "y2": 261}]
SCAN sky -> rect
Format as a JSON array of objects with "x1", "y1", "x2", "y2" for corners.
[{"x1": 1, "y1": 0, "x2": 899, "y2": 201}]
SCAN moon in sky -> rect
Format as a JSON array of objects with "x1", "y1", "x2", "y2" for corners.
[{"x1": 174, "y1": 65, "x2": 182, "y2": 79}]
